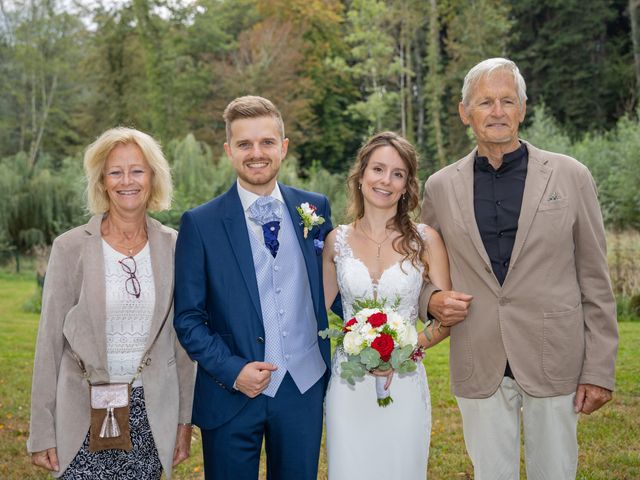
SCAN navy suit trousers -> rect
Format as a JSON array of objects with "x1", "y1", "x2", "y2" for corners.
[{"x1": 200, "y1": 373, "x2": 324, "y2": 480}]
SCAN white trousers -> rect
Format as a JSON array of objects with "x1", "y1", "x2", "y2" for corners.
[{"x1": 456, "y1": 377, "x2": 578, "y2": 480}]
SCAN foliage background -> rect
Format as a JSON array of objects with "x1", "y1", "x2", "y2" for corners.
[
  {"x1": 1, "y1": 0, "x2": 639, "y2": 261},
  {"x1": 1, "y1": 1, "x2": 640, "y2": 478}
]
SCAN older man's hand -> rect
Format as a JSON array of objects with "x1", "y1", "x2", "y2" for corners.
[
  {"x1": 574, "y1": 384, "x2": 612, "y2": 414},
  {"x1": 428, "y1": 290, "x2": 473, "y2": 327}
]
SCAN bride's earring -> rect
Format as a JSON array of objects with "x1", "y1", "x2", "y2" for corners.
[{"x1": 358, "y1": 183, "x2": 362, "y2": 190}]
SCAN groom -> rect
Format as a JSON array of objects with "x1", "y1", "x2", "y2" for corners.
[{"x1": 174, "y1": 96, "x2": 334, "y2": 479}]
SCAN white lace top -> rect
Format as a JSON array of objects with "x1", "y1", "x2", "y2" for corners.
[
  {"x1": 333, "y1": 224, "x2": 427, "y2": 323},
  {"x1": 102, "y1": 240, "x2": 155, "y2": 386}
]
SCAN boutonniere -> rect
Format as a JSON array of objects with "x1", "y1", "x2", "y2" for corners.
[{"x1": 296, "y1": 202, "x2": 325, "y2": 238}]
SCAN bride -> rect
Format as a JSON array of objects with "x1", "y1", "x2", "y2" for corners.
[{"x1": 323, "y1": 131, "x2": 452, "y2": 479}]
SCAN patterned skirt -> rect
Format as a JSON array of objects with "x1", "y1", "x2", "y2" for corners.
[{"x1": 61, "y1": 386, "x2": 163, "y2": 479}]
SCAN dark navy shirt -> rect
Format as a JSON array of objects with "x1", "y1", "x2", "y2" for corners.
[
  {"x1": 474, "y1": 143, "x2": 528, "y2": 285},
  {"x1": 474, "y1": 143, "x2": 528, "y2": 378}
]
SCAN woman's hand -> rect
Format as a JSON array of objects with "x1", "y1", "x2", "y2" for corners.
[
  {"x1": 369, "y1": 367, "x2": 394, "y2": 390},
  {"x1": 31, "y1": 447, "x2": 59, "y2": 471},
  {"x1": 172, "y1": 424, "x2": 193, "y2": 466}
]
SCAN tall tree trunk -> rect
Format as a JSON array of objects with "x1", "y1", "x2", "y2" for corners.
[
  {"x1": 426, "y1": 0, "x2": 446, "y2": 168},
  {"x1": 399, "y1": 30, "x2": 406, "y2": 137},
  {"x1": 405, "y1": 33, "x2": 414, "y2": 144},
  {"x1": 630, "y1": 0, "x2": 640, "y2": 99},
  {"x1": 29, "y1": 75, "x2": 57, "y2": 170},
  {"x1": 414, "y1": 39, "x2": 425, "y2": 150}
]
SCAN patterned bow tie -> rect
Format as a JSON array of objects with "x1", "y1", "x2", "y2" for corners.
[{"x1": 248, "y1": 196, "x2": 282, "y2": 257}]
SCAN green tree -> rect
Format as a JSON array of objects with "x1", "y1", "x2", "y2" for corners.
[
  {"x1": 0, "y1": 152, "x2": 85, "y2": 271},
  {"x1": 258, "y1": 0, "x2": 363, "y2": 172},
  {"x1": 441, "y1": 0, "x2": 513, "y2": 160},
  {"x1": 424, "y1": 0, "x2": 446, "y2": 169},
  {"x1": 509, "y1": 0, "x2": 635, "y2": 136},
  {"x1": 333, "y1": 0, "x2": 402, "y2": 134},
  {"x1": 0, "y1": 0, "x2": 86, "y2": 162}
]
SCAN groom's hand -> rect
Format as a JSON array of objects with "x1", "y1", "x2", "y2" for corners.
[{"x1": 235, "y1": 362, "x2": 278, "y2": 398}]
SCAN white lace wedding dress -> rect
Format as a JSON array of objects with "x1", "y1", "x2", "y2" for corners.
[{"x1": 325, "y1": 224, "x2": 431, "y2": 480}]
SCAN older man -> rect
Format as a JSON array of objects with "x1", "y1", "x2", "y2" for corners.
[{"x1": 421, "y1": 58, "x2": 618, "y2": 479}]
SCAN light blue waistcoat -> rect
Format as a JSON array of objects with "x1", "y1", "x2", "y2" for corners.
[{"x1": 247, "y1": 204, "x2": 326, "y2": 397}]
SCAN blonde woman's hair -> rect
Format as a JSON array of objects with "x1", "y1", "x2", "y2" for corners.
[{"x1": 84, "y1": 127, "x2": 172, "y2": 215}]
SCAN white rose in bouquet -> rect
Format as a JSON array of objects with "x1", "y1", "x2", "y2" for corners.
[
  {"x1": 343, "y1": 330, "x2": 364, "y2": 355},
  {"x1": 398, "y1": 323, "x2": 418, "y2": 347}
]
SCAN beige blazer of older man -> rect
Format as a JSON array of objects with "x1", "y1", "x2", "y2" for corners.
[
  {"x1": 27, "y1": 214, "x2": 196, "y2": 478},
  {"x1": 421, "y1": 140, "x2": 618, "y2": 399}
]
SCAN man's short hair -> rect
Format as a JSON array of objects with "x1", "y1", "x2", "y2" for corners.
[
  {"x1": 461, "y1": 58, "x2": 528, "y2": 108},
  {"x1": 223, "y1": 96, "x2": 285, "y2": 142}
]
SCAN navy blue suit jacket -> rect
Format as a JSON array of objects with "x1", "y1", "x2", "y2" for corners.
[{"x1": 174, "y1": 182, "x2": 334, "y2": 429}]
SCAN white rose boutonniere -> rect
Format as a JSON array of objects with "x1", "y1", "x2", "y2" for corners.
[{"x1": 296, "y1": 202, "x2": 325, "y2": 238}]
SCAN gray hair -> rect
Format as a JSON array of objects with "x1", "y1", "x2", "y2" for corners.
[{"x1": 461, "y1": 58, "x2": 527, "y2": 108}]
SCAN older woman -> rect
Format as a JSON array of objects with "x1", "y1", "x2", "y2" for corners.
[{"x1": 27, "y1": 127, "x2": 196, "y2": 479}]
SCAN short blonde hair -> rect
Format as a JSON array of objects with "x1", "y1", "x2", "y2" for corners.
[
  {"x1": 223, "y1": 95, "x2": 285, "y2": 142},
  {"x1": 84, "y1": 127, "x2": 172, "y2": 214}
]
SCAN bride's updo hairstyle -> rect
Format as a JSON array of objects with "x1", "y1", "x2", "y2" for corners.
[{"x1": 347, "y1": 131, "x2": 426, "y2": 273}]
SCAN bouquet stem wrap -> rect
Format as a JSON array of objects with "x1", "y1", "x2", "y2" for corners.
[{"x1": 375, "y1": 376, "x2": 393, "y2": 407}]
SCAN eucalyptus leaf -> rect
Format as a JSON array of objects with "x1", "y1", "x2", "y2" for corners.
[{"x1": 360, "y1": 347, "x2": 381, "y2": 369}]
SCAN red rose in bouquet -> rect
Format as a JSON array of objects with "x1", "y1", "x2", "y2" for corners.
[
  {"x1": 367, "y1": 312, "x2": 387, "y2": 328},
  {"x1": 343, "y1": 318, "x2": 358, "y2": 332},
  {"x1": 371, "y1": 333, "x2": 394, "y2": 361}
]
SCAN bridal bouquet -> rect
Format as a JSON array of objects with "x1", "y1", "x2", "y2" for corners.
[{"x1": 319, "y1": 299, "x2": 424, "y2": 407}]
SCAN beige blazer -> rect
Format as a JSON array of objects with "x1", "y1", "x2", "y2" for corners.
[
  {"x1": 27, "y1": 214, "x2": 196, "y2": 478},
  {"x1": 421, "y1": 141, "x2": 618, "y2": 398}
]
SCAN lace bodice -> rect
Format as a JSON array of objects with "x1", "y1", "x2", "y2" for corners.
[
  {"x1": 333, "y1": 224, "x2": 426, "y2": 323},
  {"x1": 103, "y1": 240, "x2": 155, "y2": 385}
]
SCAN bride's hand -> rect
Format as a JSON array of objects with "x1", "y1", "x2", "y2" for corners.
[{"x1": 370, "y1": 368, "x2": 394, "y2": 390}]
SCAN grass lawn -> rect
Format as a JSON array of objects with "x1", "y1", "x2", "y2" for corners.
[{"x1": 0, "y1": 272, "x2": 638, "y2": 479}]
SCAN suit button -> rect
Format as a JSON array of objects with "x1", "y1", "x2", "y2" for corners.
[
  {"x1": 257, "y1": 337, "x2": 265, "y2": 343},
  {"x1": 484, "y1": 266, "x2": 491, "y2": 273},
  {"x1": 499, "y1": 298, "x2": 510, "y2": 306}
]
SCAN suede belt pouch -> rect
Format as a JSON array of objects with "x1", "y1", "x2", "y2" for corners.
[{"x1": 88, "y1": 383, "x2": 132, "y2": 452}]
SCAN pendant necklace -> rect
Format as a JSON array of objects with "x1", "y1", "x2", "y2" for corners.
[
  {"x1": 108, "y1": 218, "x2": 147, "y2": 255},
  {"x1": 357, "y1": 221, "x2": 390, "y2": 259},
  {"x1": 116, "y1": 237, "x2": 148, "y2": 256}
]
